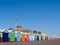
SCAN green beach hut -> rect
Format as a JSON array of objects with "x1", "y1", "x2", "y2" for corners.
[{"x1": 9, "y1": 31, "x2": 15, "y2": 42}]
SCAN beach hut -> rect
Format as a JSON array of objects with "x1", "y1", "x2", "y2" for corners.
[
  {"x1": 26, "y1": 33, "x2": 30, "y2": 41},
  {"x1": 30, "y1": 33, "x2": 34, "y2": 41},
  {"x1": 39, "y1": 35, "x2": 41, "y2": 40},
  {"x1": 37, "y1": 31, "x2": 41, "y2": 41},
  {"x1": 33, "y1": 34, "x2": 35, "y2": 41},
  {"x1": 34, "y1": 34, "x2": 37, "y2": 41},
  {"x1": 9, "y1": 31, "x2": 15, "y2": 42},
  {"x1": 21, "y1": 33, "x2": 26, "y2": 42},
  {"x1": 37, "y1": 35, "x2": 39, "y2": 41},
  {"x1": 16, "y1": 32, "x2": 21, "y2": 41},
  {"x1": 8, "y1": 30, "x2": 13, "y2": 42},
  {"x1": 2, "y1": 30, "x2": 9, "y2": 42},
  {"x1": 33, "y1": 30, "x2": 37, "y2": 41},
  {"x1": 45, "y1": 35, "x2": 48, "y2": 40},
  {"x1": 41, "y1": 33, "x2": 45, "y2": 41},
  {"x1": 0, "y1": 32, "x2": 2, "y2": 42},
  {"x1": 44, "y1": 35, "x2": 50, "y2": 40},
  {"x1": 41, "y1": 35, "x2": 45, "y2": 41}
]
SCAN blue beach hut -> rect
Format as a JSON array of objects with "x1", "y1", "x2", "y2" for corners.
[
  {"x1": 2, "y1": 30, "x2": 9, "y2": 42},
  {"x1": 34, "y1": 34, "x2": 37, "y2": 41},
  {"x1": 37, "y1": 35, "x2": 39, "y2": 41},
  {"x1": 16, "y1": 32, "x2": 21, "y2": 41}
]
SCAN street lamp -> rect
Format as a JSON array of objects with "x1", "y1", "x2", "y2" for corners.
[{"x1": 15, "y1": 16, "x2": 18, "y2": 28}]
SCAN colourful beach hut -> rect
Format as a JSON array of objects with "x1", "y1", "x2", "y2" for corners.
[
  {"x1": 2, "y1": 30, "x2": 9, "y2": 42},
  {"x1": 9, "y1": 31, "x2": 15, "y2": 42},
  {"x1": 34, "y1": 31, "x2": 37, "y2": 41},
  {"x1": 30, "y1": 34, "x2": 32, "y2": 41},
  {"x1": 39, "y1": 35, "x2": 41, "y2": 40},
  {"x1": 34, "y1": 34, "x2": 37, "y2": 41},
  {"x1": 37, "y1": 35, "x2": 39, "y2": 41},
  {"x1": 16, "y1": 32, "x2": 21, "y2": 41},
  {"x1": 45, "y1": 35, "x2": 48, "y2": 40},
  {"x1": 41, "y1": 34, "x2": 45, "y2": 41},
  {"x1": 21, "y1": 33, "x2": 26, "y2": 42},
  {"x1": 26, "y1": 33, "x2": 30, "y2": 41},
  {"x1": 30, "y1": 34, "x2": 34, "y2": 41},
  {"x1": 37, "y1": 31, "x2": 41, "y2": 41},
  {"x1": 33, "y1": 30, "x2": 37, "y2": 41}
]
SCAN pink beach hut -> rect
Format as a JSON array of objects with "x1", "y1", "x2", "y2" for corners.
[{"x1": 26, "y1": 34, "x2": 30, "y2": 41}]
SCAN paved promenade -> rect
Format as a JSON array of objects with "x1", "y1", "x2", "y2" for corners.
[{"x1": 0, "y1": 40, "x2": 60, "y2": 45}]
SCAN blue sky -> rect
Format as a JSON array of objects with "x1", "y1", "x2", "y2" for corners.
[{"x1": 0, "y1": 0, "x2": 60, "y2": 35}]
